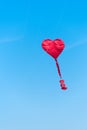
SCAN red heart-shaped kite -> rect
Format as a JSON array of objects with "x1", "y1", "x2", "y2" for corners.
[
  {"x1": 42, "y1": 38, "x2": 67, "y2": 90},
  {"x1": 42, "y1": 39, "x2": 65, "y2": 59}
]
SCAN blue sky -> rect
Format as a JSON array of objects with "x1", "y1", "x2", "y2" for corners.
[{"x1": 0, "y1": 0, "x2": 87, "y2": 130}]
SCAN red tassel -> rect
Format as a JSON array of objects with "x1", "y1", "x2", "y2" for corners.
[{"x1": 60, "y1": 80, "x2": 67, "y2": 90}]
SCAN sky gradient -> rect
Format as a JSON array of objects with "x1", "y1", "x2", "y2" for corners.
[{"x1": 0, "y1": 0, "x2": 87, "y2": 130}]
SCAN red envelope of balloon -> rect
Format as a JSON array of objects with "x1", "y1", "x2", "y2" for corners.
[{"x1": 42, "y1": 39, "x2": 67, "y2": 90}]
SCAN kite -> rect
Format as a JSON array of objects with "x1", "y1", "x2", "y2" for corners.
[{"x1": 42, "y1": 39, "x2": 67, "y2": 90}]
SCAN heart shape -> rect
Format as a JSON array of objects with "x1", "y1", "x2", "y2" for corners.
[{"x1": 42, "y1": 39, "x2": 65, "y2": 59}]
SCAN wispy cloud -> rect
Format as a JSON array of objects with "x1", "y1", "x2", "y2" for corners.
[
  {"x1": 65, "y1": 38, "x2": 87, "y2": 51},
  {"x1": 0, "y1": 36, "x2": 23, "y2": 44}
]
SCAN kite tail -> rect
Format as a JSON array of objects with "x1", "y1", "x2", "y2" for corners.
[
  {"x1": 55, "y1": 59, "x2": 67, "y2": 90},
  {"x1": 55, "y1": 59, "x2": 62, "y2": 79}
]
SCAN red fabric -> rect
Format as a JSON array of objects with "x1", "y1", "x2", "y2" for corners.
[{"x1": 42, "y1": 39, "x2": 65, "y2": 59}]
